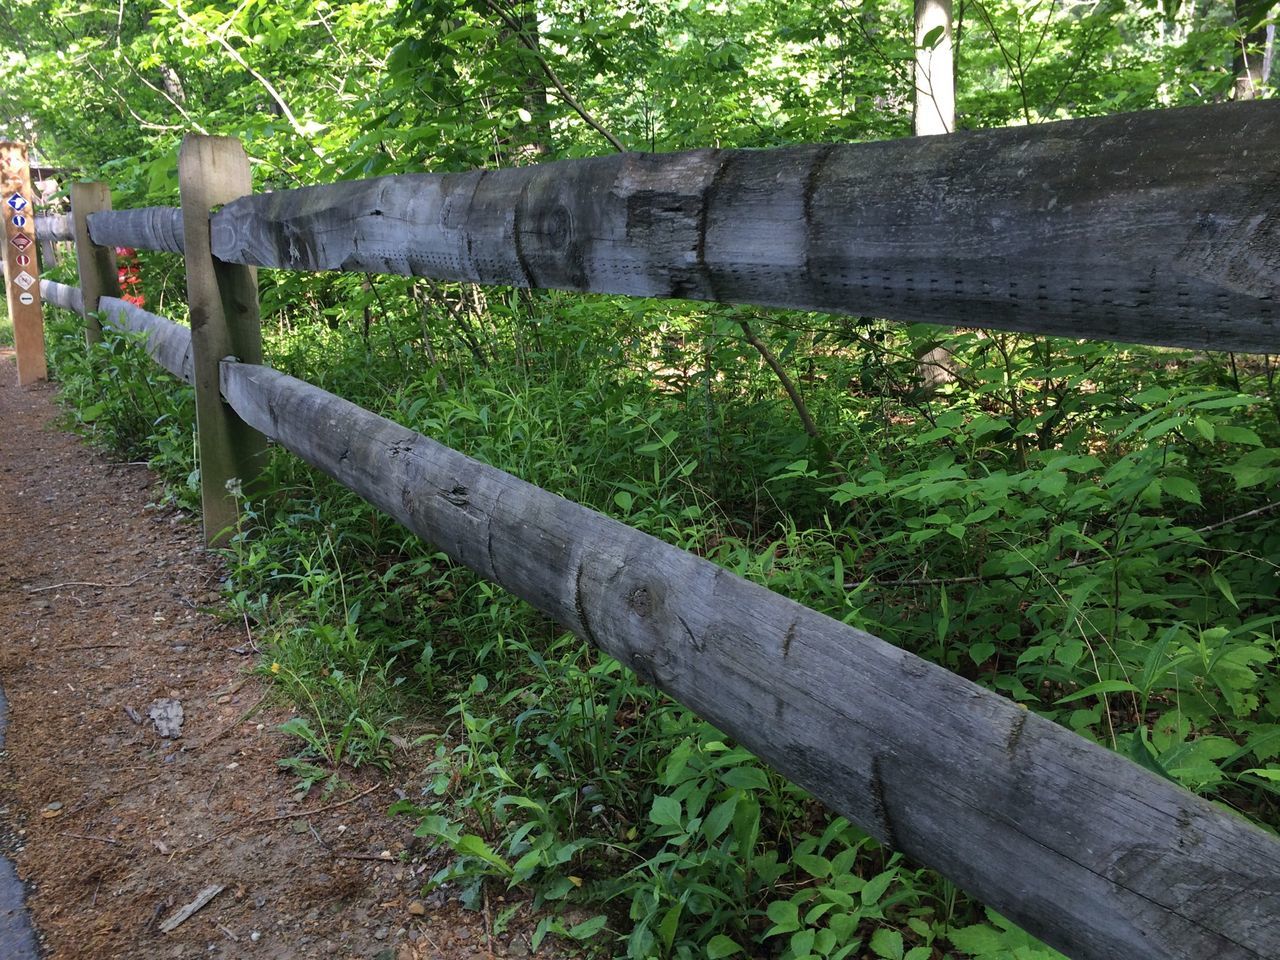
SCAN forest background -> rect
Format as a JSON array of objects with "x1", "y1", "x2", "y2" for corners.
[{"x1": 2, "y1": 2, "x2": 1279, "y2": 958}]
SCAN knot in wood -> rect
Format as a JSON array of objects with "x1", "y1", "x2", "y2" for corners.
[
  {"x1": 543, "y1": 205, "x2": 573, "y2": 252},
  {"x1": 626, "y1": 586, "x2": 652, "y2": 618},
  {"x1": 440, "y1": 484, "x2": 469, "y2": 507}
]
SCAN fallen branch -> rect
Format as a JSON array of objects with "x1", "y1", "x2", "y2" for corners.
[
  {"x1": 25, "y1": 574, "x2": 146, "y2": 593},
  {"x1": 58, "y1": 831, "x2": 121, "y2": 846},
  {"x1": 864, "y1": 500, "x2": 1280, "y2": 589},
  {"x1": 329, "y1": 850, "x2": 395, "y2": 862},
  {"x1": 183, "y1": 689, "x2": 269, "y2": 752},
  {"x1": 159, "y1": 883, "x2": 225, "y2": 933},
  {"x1": 254, "y1": 783, "x2": 382, "y2": 824}
]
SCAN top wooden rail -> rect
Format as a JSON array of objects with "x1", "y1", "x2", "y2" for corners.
[
  {"x1": 66, "y1": 102, "x2": 1280, "y2": 354},
  {"x1": 34, "y1": 212, "x2": 73, "y2": 242}
]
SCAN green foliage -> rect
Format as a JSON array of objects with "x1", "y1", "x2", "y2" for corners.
[{"x1": 43, "y1": 306, "x2": 197, "y2": 506}]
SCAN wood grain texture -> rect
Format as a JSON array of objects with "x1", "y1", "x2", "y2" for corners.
[
  {"x1": 69, "y1": 182, "x2": 120, "y2": 345},
  {"x1": 87, "y1": 206, "x2": 185, "y2": 255},
  {"x1": 210, "y1": 102, "x2": 1280, "y2": 354},
  {"x1": 98, "y1": 296, "x2": 194, "y2": 384},
  {"x1": 39, "y1": 279, "x2": 84, "y2": 317},
  {"x1": 220, "y1": 358, "x2": 1280, "y2": 960},
  {"x1": 33, "y1": 213, "x2": 73, "y2": 242},
  {"x1": 178, "y1": 135, "x2": 267, "y2": 546}
]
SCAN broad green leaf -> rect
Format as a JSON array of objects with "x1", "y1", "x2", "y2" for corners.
[
  {"x1": 870, "y1": 927, "x2": 904, "y2": 960},
  {"x1": 649, "y1": 795, "x2": 682, "y2": 827},
  {"x1": 707, "y1": 934, "x2": 743, "y2": 958}
]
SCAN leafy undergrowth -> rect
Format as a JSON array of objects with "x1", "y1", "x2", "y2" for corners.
[{"x1": 43, "y1": 285, "x2": 1280, "y2": 959}]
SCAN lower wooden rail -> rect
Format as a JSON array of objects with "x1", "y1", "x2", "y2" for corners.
[
  {"x1": 40, "y1": 282, "x2": 193, "y2": 383},
  {"x1": 219, "y1": 359, "x2": 1280, "y2": 960}
]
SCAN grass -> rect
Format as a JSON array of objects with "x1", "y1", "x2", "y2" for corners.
[{"x1": 0, "y1": 303, "x2": 13, "y2": 347}]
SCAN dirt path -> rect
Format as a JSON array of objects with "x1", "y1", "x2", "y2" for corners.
[{"x1": 0, "y1": 352, "x2": 548, "y2": 959}]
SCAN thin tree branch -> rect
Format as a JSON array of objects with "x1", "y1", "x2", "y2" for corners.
[
  {"x1": 113, "y1": 52, "x2": 210, "y2": 135},
  {"x1": 160, "y1": 0, "x2": 321, "y2": 154},
  {"x1": 736, "y1": 317, "x2": 823, "y2": 445},
  {"x1": 481, "y1": 0, "x2": 626, "y2": 152}
]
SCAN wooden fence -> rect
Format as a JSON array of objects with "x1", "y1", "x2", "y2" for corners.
[{"x1": 26, "y1": 102, "x2": 1280, "y2": 960}]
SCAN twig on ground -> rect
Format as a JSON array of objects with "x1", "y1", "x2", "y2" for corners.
[
  {"x1": 25, "y1": 574, "x2": 146, "y2": 593},
  {"x1": 254, "y1": 783, "x2": 382, "y2": 824},
  {"x1": 159, "y1": 883, "x2": 225, "y2": 933},
  {"x1": 59, "y1": 831, "x2": 121, "y2": 846},
  {"x1": 183, "y1": 690, "x2": 269, "y2": 752},
  {"x1": 329, "y1": 850, "x2": 395, "y2": 862},
  {"x1": 483, "y1": 888, "x2": 496, "y2": 958}
]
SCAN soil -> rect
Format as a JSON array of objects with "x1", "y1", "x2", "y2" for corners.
[{"x1": 0, "y1": 351, "x2": 566, "y2": 960}]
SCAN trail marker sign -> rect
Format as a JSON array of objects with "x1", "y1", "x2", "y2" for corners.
[{"x1": 1, "y1": 142, "x2": 45, "y2": 384}]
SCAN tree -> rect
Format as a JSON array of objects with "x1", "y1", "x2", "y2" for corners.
[
  {"x1": 914, "y1": 0, "x2": 957, "y2": 390},
  {"x1": 914, "y1": 0, "x2": 955, "y2": 134},
  {"x1": 1234, "y1": 0, "x2": 1275, "y2": 99}
]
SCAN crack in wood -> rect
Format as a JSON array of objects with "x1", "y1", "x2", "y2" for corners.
[
  {"x1": 485, "y1": 486, "x2": 505, "y2": 583},
  {"x1": 675, "y1": 613, "x2": 702, "y2": 652},
  {"x1": 511, "y1": 174, "x2": 537, "y2": 289},
  {"x1": 573, "y1": 557, "x2": 600, "y2": 650},
  {"x1": 1005, "y1": 709, "x2": 1030, "y2": 759},
  {"x1": 439, "y1": 484, "x2": 469, "y2": 507},
  {"x1": 692, "y1": 150, "x2": 728, "y2": 300},
  {"x1": 783, "y1": 616, "x2": 799, "y2": 659},
  {"x1": 870, "y1": 753, "x2": 898, "y2": 850}
]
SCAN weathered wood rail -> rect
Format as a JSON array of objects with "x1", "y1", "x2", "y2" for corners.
[
  {"x1": 50, "y1": 102, "x2": 1280, "y2": 354},
  {"x1": 40, "y1": 281, "x2": 192, "y2": 382},
  {"x1": 32, "y1": 103, "x2": 1280, "y2": 960}
]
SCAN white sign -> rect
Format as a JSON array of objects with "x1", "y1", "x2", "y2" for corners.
[
  {"x1": 12, "y1": 270, "x2": 35, "y2": 290},
  {"x1": 18, "y1": 291, "x2": 34, "y2": 305},
  {"x1": 6, "y1": 193, "x2": 26, "y2": 212}
]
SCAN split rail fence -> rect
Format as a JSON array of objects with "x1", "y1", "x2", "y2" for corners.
[{"x1": 22, "y1": 102, "x2": 1280, "y2": 960}]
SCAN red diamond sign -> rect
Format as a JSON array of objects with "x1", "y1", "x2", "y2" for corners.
[{"x1": 9, "y1": 233, "x2": 31, "y2": 251}]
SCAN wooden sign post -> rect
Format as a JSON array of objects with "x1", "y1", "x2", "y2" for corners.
[{"x1": 0, "y1": 142, "x2": 46, "y2": 384}]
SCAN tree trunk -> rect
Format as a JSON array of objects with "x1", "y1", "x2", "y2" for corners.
[
  {"x1": 914, "y1": 0, "x2": 955, "y2": 135},
  {"x1": 914, "y1": 0, "x2": 958, "y2": 390},
  {"x1": 1234, "y1": 0, "x2": 1273, "y2": 100}
]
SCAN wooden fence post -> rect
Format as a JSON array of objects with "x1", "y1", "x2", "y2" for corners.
[
  {"x1": 178, "y1": 135, "x2": 267, "y2": 546},
  {"x1": 69, "y1": 182, "x2": 120, "y2": 344},
  {"x1": 1, "y1": 142, "x2": 47, "y2": 384}
]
